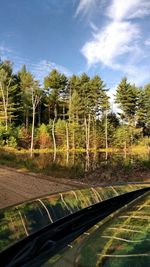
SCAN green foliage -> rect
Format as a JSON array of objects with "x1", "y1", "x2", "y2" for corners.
[
  {"x1": 115, "y1": 77, "x2": 138, "y2": 124},
  {"x1": 37, "y1": 123, "x2": 51, "y2": 149},
  {"x1": 55, "y1": 119, "x2": 66, "y2": 148},
  {"x1": 7, "y1": 136, "x2": 17, "y2": 148},
  {"x1": 113, "y1": 125, "x2": 142, "y2": 148},
  {"x1": 44, "y1": 69, "x2": 67, "y2": 121},
  {"x1": 138, "y1": 137, "x2": 150, "y2": 146},
  {"x1": 0, "y1": 61, "x2": 18, "y2": 129},
  {"x1": 113, "y1": 126, "x2": 131, "y2": 148},
  {"x1": 136, "y1": 84, "x2": 150, "y2": 136},
  {"x1": 0, "y1": 125, "x2": 18, "y2": 147},
  {"x1": 0, "y1": 60, "x2": 149, "y2": 151},
  {"x1": 17, "y1": 126, "x2": 31, "y2": 149},
  {"x1": 0, "y1": 125, "x2": 6, "y2": 145}
]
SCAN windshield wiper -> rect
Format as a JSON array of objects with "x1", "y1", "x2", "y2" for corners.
[{"x1": 1, "y1": 187, "x2": 150, "y2": 267}]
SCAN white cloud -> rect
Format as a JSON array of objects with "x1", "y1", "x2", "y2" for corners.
[
  {"x1": 0, "y1": 45, "x2": 72, "y2": 82},
  {"x1": 0, "y1": 45, "x2": 12, "y2": 54},
  {"x1": 107, "y1": 86, "x2": 120, "y2": 113},
  {"x1": 121, "y1": 64, "x2": 150, "y2": 84},
  {"x1": 145, "y1": 38, "x2": 150, "y2": 46},
  {"x1": 81, "y1": 0, "x2": 150, "y2": 84},
  {"x1": 107, "y1": 0, "x2": 150, "y2": 21},
  {"x1": 75, "y1": 0, "x2": 100, "y2": 16},
  {"x1": 0, "y1": 44, "x2": 12, "y2": 59},
  {"x1": 90, "y1": 22, "x2": 99, "y2": 32},
  {"x1": 82, "y1": 21, "x2": 140, "y2": 67},
  {"x1": 30, "y1": 60, "x2": 72, "y2": 81}
]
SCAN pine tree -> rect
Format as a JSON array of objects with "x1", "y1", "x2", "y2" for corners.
[
  {"x1": 44, "y1": 69, "x2": 67, "y2": 153},
  {"x1": 144, "y1": 84, "x2": 150, "y2": 136},
  {"x1": 18, "y1": 65, "x2": 33, "y2": 129},
  {"x1": 30, "y1": 80, "x2": 42, "y2": 156},
  {"x1": 44, "y1": 69, "x2": 67, "y2": 120},
  {"x1": 115, "y1": 77, "x2": 138, "y2": 125},
  {"x1": 136, "y1": 88, "x2": 147, "y2": 128},
  {"x1": 0, "y1": 61, "x2": 17, "y2": 131}
]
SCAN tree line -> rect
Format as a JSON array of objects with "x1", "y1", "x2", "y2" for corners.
[{"x1": 0, "y1": 60, "x2": 150, "y2": 153}]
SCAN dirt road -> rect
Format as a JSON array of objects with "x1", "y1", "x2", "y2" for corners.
[{"x1": 0, "y1": 166, "x2": 86, "y2": 209}]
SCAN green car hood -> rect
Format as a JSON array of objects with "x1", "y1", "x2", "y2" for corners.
[
  {"x1": 47, "y1": 189, "x2": 150, "y2": 267},
  {"x1": 0, "y1": 183, "x2": 150, "y2": 267}
]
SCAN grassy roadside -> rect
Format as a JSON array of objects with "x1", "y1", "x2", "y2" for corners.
[
  {"x1": 0, "y1": 146, "x2": 150, "y2": 182},
  {"x1": 84, "y1": 157, "x2": 150, "y2": 184},
  {"x1": 0, "y1": 149, "x2": 85, "y2": 179}
]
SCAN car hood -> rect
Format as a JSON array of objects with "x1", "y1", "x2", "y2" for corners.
[
  {"x1": 47, "y1": 189, "x2": 150, "y2": 267},
  {"x1": 0, "y1": 183, "x2": 150, "y2": 266}
]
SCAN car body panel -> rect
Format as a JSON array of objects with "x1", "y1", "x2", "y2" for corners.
[
  {"x1": 0, "y1": 183, "x2": 150, "y2": 267},
  {"x1": 44, "y1": 191, "x2": 150, "y2": 267}
]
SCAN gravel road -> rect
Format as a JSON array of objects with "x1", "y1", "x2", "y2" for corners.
[{"x1": 0, "y1": 166, "x2": 86, "y2": 209}]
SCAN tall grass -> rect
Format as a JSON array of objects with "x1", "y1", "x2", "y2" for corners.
[{"x1": 0, "y1": 149, "x2": 149, "y2": 181}]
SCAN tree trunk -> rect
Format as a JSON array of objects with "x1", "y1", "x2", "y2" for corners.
[
  {"x1": 63, "y1": 104, "x2": 65, "y2": 120},
  {"x1": 52, "y1": 103, "x2": 57, "y2": 159},
  {"x1": 25, "y1": 113, "x2": 29, "y2": 130},
  {"x1": 54, "y1": 104, "x2": 57, "y2": 121},
  {"x1": 38, "y1": 102, "x2": 41, "y2": 125},
  {"x1": 4, "y1": 107, "x2": 7, "y2": 132},
  {"x1": 105, "y1": 108, "x2": 108, "y2": 160},
  {"x1": 87, "y1": 113, "x2": 91, "y2": 151},
  {"x1": 72, "y1": 120, "x2": 75, "y2": 150},
  {"x1": 66, "y1": 122, "x2": 69, "y2": 151},
  {"x1": 30, "y1": 106, "x2": 35, "y2": 157},
  {"x1": 66, "y1": 150, "x2": 69, "y2": 165},
  {"x1": 85, "y1": 117, "x2": 88, "y2": 151},
  {"x1": 93, "y1": 122, "x2": 97, "y2": 150},
  {"x1": 85, "y1": 150, "x2": 90, "y2": 172},
  {"x1": 124, "y1": 141, "x2": 127, "y2": 159},
  {"x1": 52, "y1": 119, "x2": 56, "y2": 158},
  {"x1": 0, "y1": 83, "x2": 8, "y2": 131},
  {"x1": 69, "y1": 86, "x2": 72, "y2": 124}
]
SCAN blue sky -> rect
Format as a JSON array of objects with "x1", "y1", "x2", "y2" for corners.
[{"x1": 0, "y1": 0, "x2": 150, "y2": 93}]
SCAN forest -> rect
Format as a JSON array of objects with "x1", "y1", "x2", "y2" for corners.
[{"x1": 0, "y1": 59, "x2": 150, "y2": 155}]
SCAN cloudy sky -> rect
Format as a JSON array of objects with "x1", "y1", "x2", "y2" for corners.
[{"x1": 0, "y1": 0, "x2": 150, "y2": 90}]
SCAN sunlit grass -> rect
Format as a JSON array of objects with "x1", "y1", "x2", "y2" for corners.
[{"x1": 0, "y1": 147, "x2": 149, "y2": 181}]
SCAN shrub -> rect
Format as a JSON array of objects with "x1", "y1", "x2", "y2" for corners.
[
  {"x1": 37, "y1": 124, "x2": 51, "y2": 149},
  {"x1": 17, "y1": 126, "x2": 31, "y2": 149},
  {"x1": 7, "y1": 136, "x2": 17, "y2": 148}
]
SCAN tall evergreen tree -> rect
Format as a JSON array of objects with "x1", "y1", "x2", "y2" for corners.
[
  {"x1": 115, "y1": 77, "x2": 138, "y2": 125},
  {"x1": 136, "y1": 88, "x2": 147, "y2": 128},
  {"x1": 18, "y1": 65, "x2": 33, "y2": 129},
  {"x1": 44, "y1": 69, "x2": 67, "y2": 120},
  {"x1": 144, "y1": 83, "x2": 150, "y2": 136},
  {"x1": 30, "y1": 80, "x2": 42, "y2": 155},
  {"x1": 44, "y1": 69, "x2": 67, "y2": 154},
  {"x1": 0, "y1": 61, "x2": 17, "y2": 131}
]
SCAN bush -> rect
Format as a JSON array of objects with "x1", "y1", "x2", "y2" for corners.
[
  {"x1": 0, "y1": 125, "x2": 18, "y2": 147},
  {"x1": 113, "y1": 126, "x2": 141, "y2": 148},
  {"x1": 55, "y1": 119, "x2": 66, "y2": 148},
  {"x1": 37, "y1": 124, "x2": 52, "y2": 149},
  {"x1": 17, "y1": 126, "x2": 31, "y2": 148},
  {"x1": 7, "y1": 136, "x2": 17, "y2": 148}
]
